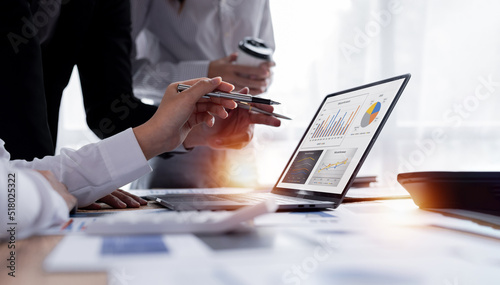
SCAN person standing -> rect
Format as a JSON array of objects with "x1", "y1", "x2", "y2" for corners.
[
  {"x1": 0, "y1": 0, "x2": 279, "y2": 198},
  {"x1": 131, "y1": 0, "x2": 276, "y2": 188}
]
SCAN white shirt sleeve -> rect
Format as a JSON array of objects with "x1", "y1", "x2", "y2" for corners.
[
  {"x1": 130, "y1": 0, "x2": 211, "y2": 103},
  {"x1": 132, "y1": 56, "x2": 210, "y2": 104},
  {"x1": 0, "y1": 161, "x2": 68, "y2": 240},
  {"x1": 8, "y1": 128, "x2": 152, "y2": 207},
  {"x1": 130, "y1": 0, "x2": 276, "y2": 103},
  {"x1": 259, "y1": 0, "x2": 276, "y2": 51}
]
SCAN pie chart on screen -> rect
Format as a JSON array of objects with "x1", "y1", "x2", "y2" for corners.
[{"x1": 360, "y1": 102, "x2": 381, "y2": 127}]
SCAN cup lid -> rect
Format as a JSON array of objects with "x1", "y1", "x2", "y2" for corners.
[{"x1": 238, "y1": 37, "x2": 273, "y2": 60}]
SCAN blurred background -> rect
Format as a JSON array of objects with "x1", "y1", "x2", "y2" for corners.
[{"x1": 56, "y1": 0, "x2": 500, "y2": 188}]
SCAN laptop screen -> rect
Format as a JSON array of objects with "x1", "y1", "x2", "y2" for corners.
[{"x1": 275, "y1": 75, "x2": 410, "y2": 197}]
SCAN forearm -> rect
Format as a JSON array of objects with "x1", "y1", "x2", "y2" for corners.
[{"x1": 10, "y1": 129, "x2": 151, "y2": 207}]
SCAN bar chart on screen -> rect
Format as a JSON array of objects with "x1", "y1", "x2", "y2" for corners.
[{"x1": 303, "y1": 95, "x2": 365, "y2": 149}]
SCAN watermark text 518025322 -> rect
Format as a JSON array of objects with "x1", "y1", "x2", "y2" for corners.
[{"x1": 6, "y1": 172, "x2": 17, "y2": 277}]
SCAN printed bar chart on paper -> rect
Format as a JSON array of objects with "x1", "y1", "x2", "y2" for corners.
[
  {"x1": 309, "y1": 148, "x2": 357, "y2": 186},
  {"x1": 303, "y1": 96, "x2": 365, "y2": 149},
  {"x1": 282, "y1": 150, "x2": 323, "y2": 184}
]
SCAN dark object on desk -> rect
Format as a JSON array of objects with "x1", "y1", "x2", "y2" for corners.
[{"x1": 397, "y1": 171, "x2": 500, "y2": 211}]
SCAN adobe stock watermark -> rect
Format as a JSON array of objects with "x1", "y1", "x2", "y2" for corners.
[
  {"x1": 282, "y1": 235, "x2": 338, "y2": 285},
  {"x1": 380, "y1": 74, "x2": 500, "y2": 188},
  {"x1": 7, "y1": 0, "x2": 69, "y2": 54},
  {"x1": 340, "y1": 0, "x2": 403, "y2": 62}
]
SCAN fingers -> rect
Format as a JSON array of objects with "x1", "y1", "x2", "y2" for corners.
[
  {"x1": 175, "y1": 77, "x2": 235, "y2": 104},
  {"x1": 188, "y1": 112, "x2": 216, "y2": 128},
  {"x1": 96, "y1": 194, "x2": 128, "y2": 209},
  {"x1": 80, "y1": 190, "x2": 147, "y2": 210},
  {"x1": 237, "y1": 87, "x2": 250, "y2": 94},
  {"x1": 79, "y1": 203, "x2": 102, "y2": 210},
  {"x1": 195, "y1": 102, "x2": 228, "y2": 119},
  {"x1": 95, "y1": 190, "x2": 142, "y2": 209},
  {"x1": 228, "y1": 53, "x2": 238, "y2": 63},
  {"x1": 116, "y1": 189, "x2": 148, "y2": 206},
  {"x1": 232, "y1": 65, "x2": 270, "y2": 78},
  {"x1": 236, "y1": 102, "x2": 280, "y2": 127},
  {"x1": 218, "y1": 53, "x2": 238, "y2": 64},
  {"x1": 205, "y1": 97, "x2": 237, "y2": 109},
  {"x1": 174, "y1": 77, "x2": 237, "y2": 109},
  {"x1": 111, "y1": 190, "x2": 143, "y2": 208},
  {"x1": 259, "y1": 61, "x2": 276, "y2": 69},
  {"x1": 209, "y1": 131, "x2": 253, "y2": 150},
  {"x1": 249, "y1": 112, "x2": 281, "y2": 127},
  {"x1": 251, "y1": 102, "x2": 274, "y2": 113}
]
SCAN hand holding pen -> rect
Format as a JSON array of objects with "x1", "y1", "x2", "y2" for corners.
[
  {"x1": 177, "y1": 83, "x2": 280, "y2": 105},
  {"x1": 177, "y1": 84, "x2": 291, "y2": 120},
  {"x1": 236, "y1": 102, "x2": 291, "y2": 120}
]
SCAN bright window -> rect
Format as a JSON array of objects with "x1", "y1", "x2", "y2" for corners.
[{"x1": 57, "y1": 0, "x2": 500, "y2": 187}]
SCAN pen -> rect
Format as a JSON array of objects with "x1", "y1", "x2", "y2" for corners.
[
  {"x1": 177, "y1": 84, "x2": 281, "y2": 105},
  {"x1": 237, "y1": 103, "x2": 292, "y2": 120}
]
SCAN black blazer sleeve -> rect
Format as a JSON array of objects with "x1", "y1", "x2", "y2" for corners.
[
  {"x1": 77, "y1": 0, "x2": 157, "y2": 139},
  {"x1": 41, "y1": 0, "x2": 157, "y2": 143},
  {"x1": 0, "y1": 0, "x2": 54, "y2": 160}
]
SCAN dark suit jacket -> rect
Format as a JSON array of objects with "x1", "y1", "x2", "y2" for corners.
[
  {"x1": 0, "y1": 0, "x2": 54, "y2": 160},
  {"x1": 0, "y1": 0, "x2": 157, "y2": 160}
]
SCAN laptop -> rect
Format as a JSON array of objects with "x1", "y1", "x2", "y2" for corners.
[{"x1": 152, "y1": 74, "x2": 411, "y2": 211}]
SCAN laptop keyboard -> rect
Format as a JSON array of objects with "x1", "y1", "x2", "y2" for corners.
[
  {"x1": 218, "y1": 193, "x2": 317, "y2": 205},
  {"x1": 154, "y1": 193, "x2": 319, "y2": 205},
  {"x1": 153, "y1": 195, "x2": 229, "y2": 203}
]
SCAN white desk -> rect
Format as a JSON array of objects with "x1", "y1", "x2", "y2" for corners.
[{"x1": 2, "y1": 199, "x2": 500, "y2": 285}]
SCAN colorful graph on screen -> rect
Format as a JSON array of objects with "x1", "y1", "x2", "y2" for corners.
[
  {"x1": 282, "y1": 150, "x2": 323, "y2": 184},
  {"x1": 304, "y1": 104, "x2": 361, "y2": 148},
  {"x1": 360, "y1": 102, "x2": 381, "y2": 127},
  {"x1": 349, "y1": 99, "x2": 387, "y2": 137},
  {"x1": 309, "y1": 148, "x2": 357, "y2": 186}
]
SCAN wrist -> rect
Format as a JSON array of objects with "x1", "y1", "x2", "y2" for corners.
[
  {"x1": 183, "y1": 125, "x2": 207, "y2": 149},
  {"x1": 207, "y1": 60, "x2": 217, "y2": 78},
  {"x1": 133, "y1": 122, "x2": 171, "y2": 160}
]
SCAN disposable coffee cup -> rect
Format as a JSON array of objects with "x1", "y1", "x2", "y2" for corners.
[{"x1": 236, "y1": 37, "x2": 273, "y2": 67}]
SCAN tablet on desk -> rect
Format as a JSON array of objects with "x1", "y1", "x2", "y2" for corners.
[{"x1": 397, "y1": 171, "x2": 500, "y2": 212}]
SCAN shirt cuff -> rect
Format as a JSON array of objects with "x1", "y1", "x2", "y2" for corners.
[{"x1": 99, "y1": 128, "x2": 152, "y2": 189}]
